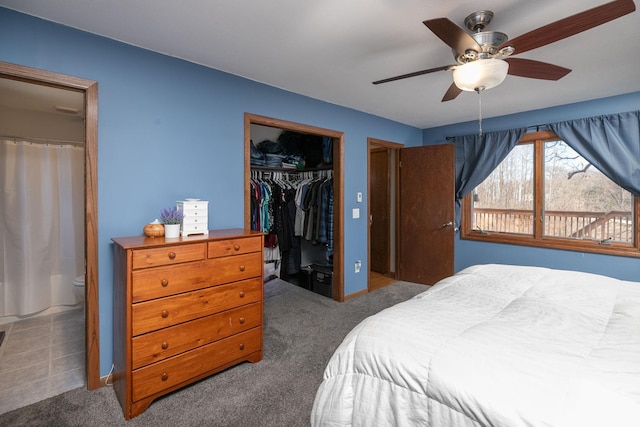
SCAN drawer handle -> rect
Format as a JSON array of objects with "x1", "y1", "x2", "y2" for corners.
[
  {"x1": 161, "y1": 341, "x2": 169, "y2": 350},
  {"x1": 161, "y1": 372, "x2": 169, "y2": 381},
  {"x1": 234, "y1": 244, "x2": 240, "y2": 251},
  {"x1": 161, "y1": 310, "x2": 169, "y2": 318},
  {"x1": 239, "y1": 317, "x2": 245, "y2": 324},
  {"x1": 239, "y1": 291, "x2": 245, "y2": 298},
  {"x1": 239, "y1": 265, "x2": 245, "y2": 272},
  {"x1": 161, "y1": 278, "x2": 169, "y2": 287},
  {"x1": 239, "y1": 343, "x2": 245, "y2": 351},
  {"x1": 168, "y1": 252, "x2": 176, "y2": 260}
]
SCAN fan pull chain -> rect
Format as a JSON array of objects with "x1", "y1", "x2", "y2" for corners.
[{"x1": 476, "y1": 88, "x2": 483, "y2": 137}]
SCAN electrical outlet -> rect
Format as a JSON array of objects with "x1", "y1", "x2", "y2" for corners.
[{"x1": 355, "y1": 260, "x2": 362, "y2": 273}]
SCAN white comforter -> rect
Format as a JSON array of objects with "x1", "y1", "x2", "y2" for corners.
[{"x1": 311, "y1": 264, "x2": 640, "y2": 427}]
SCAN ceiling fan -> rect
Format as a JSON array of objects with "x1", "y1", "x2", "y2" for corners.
[{"x1": 373, "y1": 0, "x2": 636, "y2": 102}]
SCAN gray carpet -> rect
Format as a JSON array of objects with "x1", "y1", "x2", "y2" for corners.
[{"x1": 0, "y1": 278, "x2": 428, "y2": 426}]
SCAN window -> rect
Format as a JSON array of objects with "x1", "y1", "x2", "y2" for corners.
[
  {"x1": 472, "y1": 143, "x2": 534, "y2": 235},
  {"x1": 462, "y1": 131, "x2": 640, "y2": 257}
]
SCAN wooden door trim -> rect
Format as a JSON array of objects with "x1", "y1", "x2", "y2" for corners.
[
  {"x1": 367, "y1": 138, "x2": 403, "y2": 290},
  {"x1": 0, "y1": 61, "x2": 100, "y2": 390},
  {"x1": 244, "y1": 113, "x2": 345, "y2": 302}
]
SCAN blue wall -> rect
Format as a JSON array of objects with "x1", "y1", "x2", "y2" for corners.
[
  {"x1": 0, "y1": 8, "x2": 422, "y2": 375},
  {"x1": 423, "y1": 92, "x2": 640, "y2": 282}
]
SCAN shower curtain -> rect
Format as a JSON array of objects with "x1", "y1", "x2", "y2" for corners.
[{"x1": 0, "y1": 138, "x2": 84, "y2": 316}]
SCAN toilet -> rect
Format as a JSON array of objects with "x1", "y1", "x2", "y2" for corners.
[{"x1": 73, "y1": 274, "x2": 85, "y2": 304}]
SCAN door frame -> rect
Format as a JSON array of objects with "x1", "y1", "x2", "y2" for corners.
[
  {"x1": 367, "y1": 138, "x2": 403, "y2": 290},
  {"x1": 0, "y1": 61, "x2": 100, "y2": 390},
  {"x1": 244, "y1": 113, "x2": 345, "y2": 302}
]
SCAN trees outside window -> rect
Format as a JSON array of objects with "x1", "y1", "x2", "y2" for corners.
[{"x1": 473, "y1": 143, "x2": 534, "y2": 235}]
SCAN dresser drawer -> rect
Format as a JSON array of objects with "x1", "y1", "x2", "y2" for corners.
[
  {"x1": 132, "y1": 243, "x2": 206, "y2": 269},
  {"x1": 181, "y1": 223, "x2": 208, "y2": 236},
  {"x1": 132, "y1": 327, "x2": 261, "y2": 402},
  {"x1": 182, "y1": 216, "x2": 207, "y2": 226},
  {"x1": 208, "y1": 236, "x2": 262, "y2": 258},
  {"x1": 132, "y1": 277, "x2": 262, "y2": 335},
  {"x1": 132, "y1": 302, "x2": 262, "y2": 369},
  {"x1": 178, "y1": 200, "x2": 208, "y2": 211},
  {"x1": 131, "y1": 252, "x2": 262, "y2": 303},
  {"x1": 182, "y1": 207, "x2": 207, "y2": 217}
]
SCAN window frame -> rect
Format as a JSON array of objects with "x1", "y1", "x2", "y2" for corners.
[{"x1": 461, "y1": 131, "x2": 640, "y2": 258}]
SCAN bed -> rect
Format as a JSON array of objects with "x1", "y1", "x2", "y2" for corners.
[{"x1": 311, "y1": 264, "x2": 640, "y2": 426}]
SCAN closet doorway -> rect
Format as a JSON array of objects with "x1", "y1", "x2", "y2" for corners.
[
  {"x1": 244, "y1": 113, "x2": 344, "y2": 301},
  {"x1": 0, "y1": 62, "x2": 100, "y2": 390}
]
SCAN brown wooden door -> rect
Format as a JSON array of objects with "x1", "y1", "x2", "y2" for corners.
[
  {"x1": 398, "y1": 144, "x2": 455, "y2": 285},
  {"x1": 370, "y1": 148, "x2": 390, "y2": 274}
]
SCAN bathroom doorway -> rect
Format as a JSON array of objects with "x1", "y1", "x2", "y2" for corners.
[
  {"x1": 0, "y1": 62, "x2": 100, "y2": 395},
  {"x1": 1, "y1": 81, "x2": 84, "y2": 317}
]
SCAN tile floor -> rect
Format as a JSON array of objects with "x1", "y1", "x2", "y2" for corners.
[{"x1": 0, "y1": 307, "x2": 86, "y2": 414}]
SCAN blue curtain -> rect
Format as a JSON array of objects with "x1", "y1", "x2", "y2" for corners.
[
  {"x1": 549, "y1": 110, "x2": 640, "y2": 196},
  {"x1": 454, "y1": 128, "x2": 526, "y2": 227}
]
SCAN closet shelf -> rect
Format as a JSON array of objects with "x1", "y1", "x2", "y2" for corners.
[{"x1": 251, "y1": 165, "x2": 333, "y2": 172}]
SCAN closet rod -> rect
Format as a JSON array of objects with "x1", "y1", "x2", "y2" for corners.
[
  {"x1": 251, "y1": 165, "x2": 332, "y2": 172},
  {"x1": 2, "y1": 135, "x2": 85, "y2": 147}
]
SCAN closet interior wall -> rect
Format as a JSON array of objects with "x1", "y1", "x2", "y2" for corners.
[{"x1": 249, "y1": 123, "x2": 334, "y2": 294}]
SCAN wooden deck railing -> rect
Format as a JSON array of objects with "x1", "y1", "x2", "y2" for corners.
[{"x1": 473, "y1": 208, "x2": 633, "y2": 243}]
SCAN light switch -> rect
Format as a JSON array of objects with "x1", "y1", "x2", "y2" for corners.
[
  {"x1": 352, "y1": 208, "x2": 360, "y2": 219},
  {"x1": 356, "y1": 192, "x2": 362, "y2": 203}
]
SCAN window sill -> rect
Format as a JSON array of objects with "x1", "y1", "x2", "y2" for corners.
[{"x1": 461, "y1": 230, "x2": 640, "y2": 259}]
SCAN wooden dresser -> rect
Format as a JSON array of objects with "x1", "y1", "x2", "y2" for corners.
[{"x1": 111, "y1": 228, "x2": 264, "y2": 419}]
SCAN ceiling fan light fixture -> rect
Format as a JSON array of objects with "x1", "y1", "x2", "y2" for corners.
[{"x1": 453, "y1": 59, "x2": 509, "y2": 92}]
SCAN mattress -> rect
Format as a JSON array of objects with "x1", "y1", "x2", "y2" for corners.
[{"x1": 311, "y1": 264, "x2": 640, "y2": 426}]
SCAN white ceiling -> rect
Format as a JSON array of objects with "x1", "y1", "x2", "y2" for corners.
[
  {"x1": 1, "y1": 0, "x2": 638, "y2": 128},
  {"x1": 0, "y1": 78, "x2": 84, "y2": 116}
]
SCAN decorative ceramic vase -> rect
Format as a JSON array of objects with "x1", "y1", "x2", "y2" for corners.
[
  {"x1": 164, "y1": 223, "x2": 181, "y2": 238},
  {"x1": 143, "y1": 221, "x2": 165, "y2": 237}
]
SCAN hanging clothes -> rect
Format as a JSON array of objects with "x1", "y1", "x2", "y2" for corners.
[{"x1": 251, "y1": 168, "x2": 334, "y2": 272}]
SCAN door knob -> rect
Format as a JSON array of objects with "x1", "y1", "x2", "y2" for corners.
[{"x1": 441, "y1": 221, "x2": 453, "y2": 228}]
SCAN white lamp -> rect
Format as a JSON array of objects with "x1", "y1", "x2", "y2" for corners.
[{"x1": 453, "y1": 59, "x2": 509, "y2": 92}]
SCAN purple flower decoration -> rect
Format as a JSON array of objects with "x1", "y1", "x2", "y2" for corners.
[{"x1": 159, "y1": 206, "x2": 184, "y2": 224}]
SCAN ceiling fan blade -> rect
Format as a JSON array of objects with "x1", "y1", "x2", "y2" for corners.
[
  {"x1": 441, "y1": 83, "x2": 463, "y2": 102},
  {"x1": 500, "y1": 0, "x2": 636, "y2": 55},
  {"x1": 372, "y1": 65, "x2": 454, "y2": 85},
  {"x1": 505, "y1": 58, "x2": 572, "y2": 80},
  {"x1": 423, "y1": 18, "x2": 482, "y2": 54}
]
